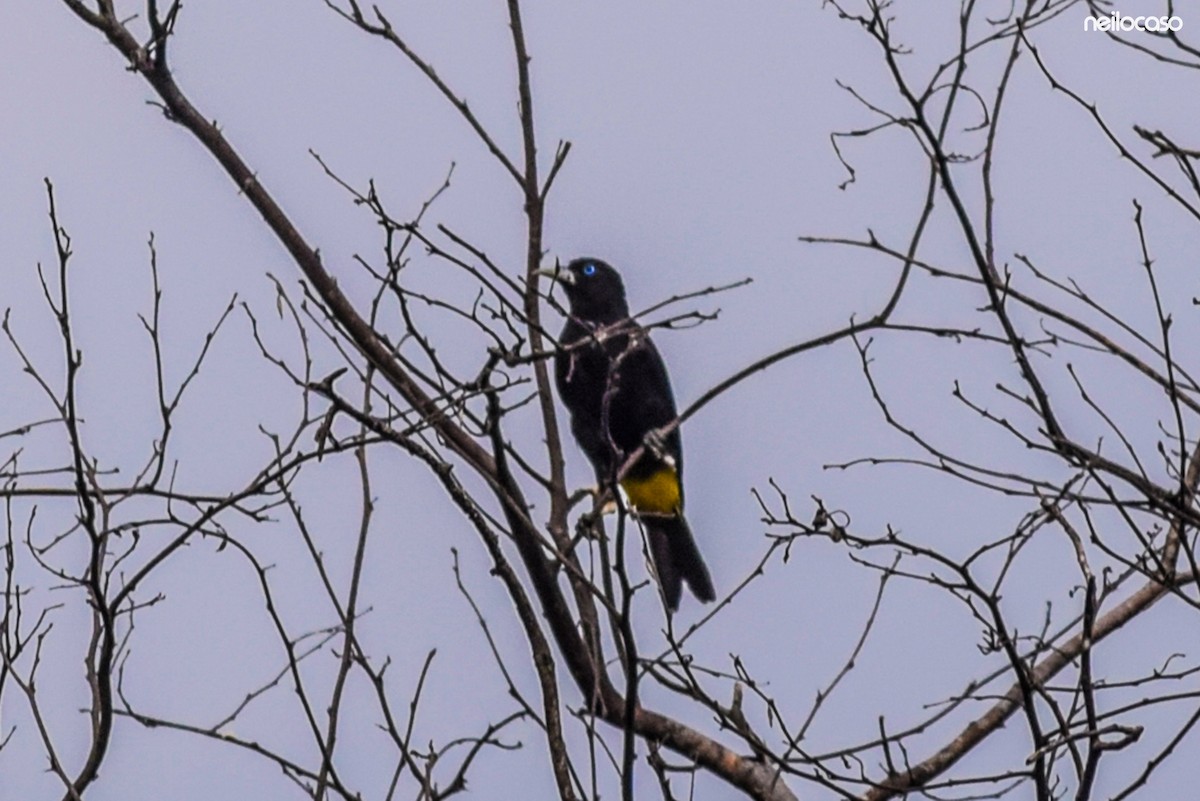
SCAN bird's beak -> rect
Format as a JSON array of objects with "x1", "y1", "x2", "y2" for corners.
[{"x1": 536, "y1": 265, "x2": 575, "y2": 285}]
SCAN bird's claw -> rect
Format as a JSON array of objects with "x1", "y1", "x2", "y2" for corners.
[
  {"x1": 644, "y1": 428, "x2": 669, "y2": 461},
  {"x1": 593, "y1": 485, "x2": 618, "y2": 515},
  {"x1": 574, "y1": 484, "x2": 617, "y2": 515}
]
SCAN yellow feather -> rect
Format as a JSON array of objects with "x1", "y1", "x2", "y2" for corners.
[{"x1": 620, "y1": 466, "x2": 681, "y2": 515}]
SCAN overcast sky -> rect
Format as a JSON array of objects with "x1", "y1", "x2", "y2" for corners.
[{"x1": 3, "y1": 2, "x2": 1200, "y2": 799}]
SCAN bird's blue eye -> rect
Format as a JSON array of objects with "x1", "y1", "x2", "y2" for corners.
[{"x1": 582, "y1": 263, "x2": 597, "y2": 276}]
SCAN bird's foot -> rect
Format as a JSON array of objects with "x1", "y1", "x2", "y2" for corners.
[
  {"x1": 592, "y1": 485, "x2": 618, "y2": 515},
  {"x1": 570, "y1": 485, "x2": 618, "y2": 515},
  {"x1": 644, "y1": 428, "x2": 673, "y2": 463}
]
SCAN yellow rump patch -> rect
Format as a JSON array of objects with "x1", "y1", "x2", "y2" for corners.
[{"x1": 620, "y1": 466, "x2": 681, "y2": 515}]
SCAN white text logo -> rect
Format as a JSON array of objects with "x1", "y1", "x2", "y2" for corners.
[{"x1": 1084, "y1": 12, "x2": 1184, "y2": 31}]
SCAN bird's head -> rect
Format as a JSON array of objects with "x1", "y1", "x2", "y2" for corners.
[{"x1": 537, "y1": 258, "x2": 630, "y2": 322}]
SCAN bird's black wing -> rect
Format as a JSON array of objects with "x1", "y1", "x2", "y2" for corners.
[
  {"x1": 554, "y1": 318, "x2": 619, "y2": 480},
  {"x1": 606, "y1": 330, "x2": 684, "y2": 484}
]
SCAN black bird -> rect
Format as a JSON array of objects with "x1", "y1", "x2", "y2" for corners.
[{"x1": 539, "y1": 258, "x2": 715, "y2": 610}]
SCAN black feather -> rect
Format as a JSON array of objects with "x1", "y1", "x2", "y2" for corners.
[{"x1": 548, "y1": 257, "x2": 715, "y2": 610}]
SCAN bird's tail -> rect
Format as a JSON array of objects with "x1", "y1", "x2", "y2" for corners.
[{"x1": 643, "y1": 514, "x2": 715, "y2": 612}]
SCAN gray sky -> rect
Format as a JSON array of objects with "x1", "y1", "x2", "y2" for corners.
[{"x1": 3, "y1": 1, "x2": 1200, "y2": 799}]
